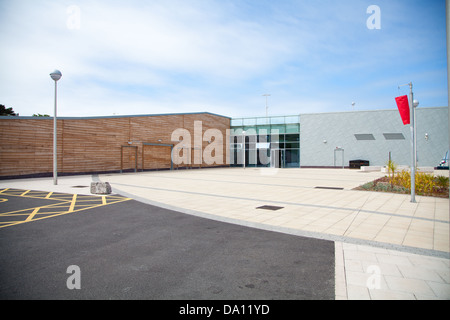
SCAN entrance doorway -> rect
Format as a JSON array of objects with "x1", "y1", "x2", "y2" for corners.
[{"x1": 271, "y1": 149, "x2": 285, "y2": 168}]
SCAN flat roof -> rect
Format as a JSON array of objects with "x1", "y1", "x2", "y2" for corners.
[{"x1": 0, "y1": 111, "x2": 231, "y2": 120}]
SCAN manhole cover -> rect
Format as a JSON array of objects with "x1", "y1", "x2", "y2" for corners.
[{"x1": 256, "y1": 205, "x2": 284, "y2": 211}]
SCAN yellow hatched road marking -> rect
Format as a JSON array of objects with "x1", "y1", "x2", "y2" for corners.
[
  {"x1": 68, "y1": 194, "x2": 77, "y2": 212},
  {"x1": 0, "y1": 188, "x2": 132, "y2": 229},
  {"x1": 25, "y1": 207, "x2": 40, "y2": 222}
]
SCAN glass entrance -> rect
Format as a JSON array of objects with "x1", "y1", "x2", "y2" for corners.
[{"x1": 270, "y1": 149, "x2": 285, "y2": 168}]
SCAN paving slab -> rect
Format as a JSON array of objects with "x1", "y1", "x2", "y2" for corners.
[{"x1": 1, "y1": 168, "x2": 449, "y2": 300}]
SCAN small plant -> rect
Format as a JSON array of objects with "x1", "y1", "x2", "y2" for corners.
[
  {"x1": 416, "y1": 172, "x2": 435, "y2": 194},
  {"x1": 392, "y1": 170, "x2": 410, "y2": 190},
  {"x1": 386, "y1": 160, "x2": 397, "y2": 188},
  {"x1": 435, "y1": 175, "x2": 449, "y2": 191}
]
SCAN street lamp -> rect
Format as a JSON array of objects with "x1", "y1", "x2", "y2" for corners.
[
  {"x1": 262, "y1": 94, "x2": 271, "y2": 117},
  {"x1": 242, "y1": 130, "x2": 246, "y2": 169},
  {"x1": 50, "y1": 70, "x2": 62, "y2": 185},
  {"x1": 398, "y1": 82, "x2": 417, "y2": 203},
  {"x1": 413, "y1": 99, "x2": 419, "y2": 169}
]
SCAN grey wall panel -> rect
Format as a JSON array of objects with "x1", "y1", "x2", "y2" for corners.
[{"x1": 300, "y1": 107, "x2": 448, "y2": 167}]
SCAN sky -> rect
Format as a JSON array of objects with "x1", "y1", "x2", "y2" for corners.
[{"x1": 0, "y1": 0, "x2": 447, "y2": 118}]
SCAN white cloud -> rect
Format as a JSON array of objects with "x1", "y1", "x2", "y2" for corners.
[{"x1": 0, "y1": 0, "x2": 447, "y2": 117}]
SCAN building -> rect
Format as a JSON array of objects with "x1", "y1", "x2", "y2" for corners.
[
  {"x1": 0, "y1": 107, "x2": 448, "y2": 178},
  {"x1": 229, "y1": 115, "x2": 300, "y2": 168},
  {"x1": 0, "y1": 112, "x2": 230, "y2": 178},
  {"x1": 230, "y1": 107, "x2": 448, "y2": 169}
]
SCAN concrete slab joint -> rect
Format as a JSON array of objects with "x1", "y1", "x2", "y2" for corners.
[{"x1": 90, "y1": 181, "x2": 112, "y2": 195}]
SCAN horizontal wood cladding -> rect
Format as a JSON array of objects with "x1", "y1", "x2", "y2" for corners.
[{"x1": 0, "y1": 114, "x2": 230, "y2": 177}]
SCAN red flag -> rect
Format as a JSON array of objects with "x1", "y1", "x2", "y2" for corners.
[{"x1": 395, "y1": 95, "x2": 410, "y2": 125}]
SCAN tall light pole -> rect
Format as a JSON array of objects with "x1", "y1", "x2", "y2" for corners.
[
  {"x1": 407, "y1": 83, "x2": 416, "y2": 202},
  {"x1": 413, "y1": 99, "x2": 419, "y2": 168},
  {"x1": 399, "y1": 82, "x2": 417, "y2": 203},
  {"x1": 446, "y1": 0, "x2": 450, "y2": 201},
  {"x1": 263, "y1": 94, "x2": 271, "y2": 117},
  {"x1": 50, "y1": 70, "x2": 62, "y2": 185},
  {"x1": 242, "y1": 130, "x2": 246, "y2": 169}
]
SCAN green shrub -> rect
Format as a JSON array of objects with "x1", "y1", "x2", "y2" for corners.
[
  {"x1": 435, "y1": 175, "x2": 449, "y2": 190},
  {"x1": 392, "y1": 170, "x2": 447, "y2": 195}
]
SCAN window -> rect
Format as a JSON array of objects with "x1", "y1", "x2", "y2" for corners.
[
  {"x1": 383, "y1": 133, "x2": 405, "y2": 140},
  {"x1": 354, "y1": 134, "x2": 375, "y2": 140}
]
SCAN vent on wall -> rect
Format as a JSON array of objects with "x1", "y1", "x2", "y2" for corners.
[
  {"x1": 383, "y1": 133, "x2": 405, "y2": 140},
  {"x1": 354, "y1": 134, "x2": 375, "y2": 140}
]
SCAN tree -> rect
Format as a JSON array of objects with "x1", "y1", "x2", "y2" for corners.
[
  {"x1": 0, "y1": 104, "x2": 18, "y2": 116},
  {"x1": 33, "y1": 113, "x2": 50, "y2": 117}
]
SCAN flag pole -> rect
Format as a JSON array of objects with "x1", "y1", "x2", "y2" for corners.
[
  {"x1": 446, "y1": 0, "x2": 450, "y2": 201},
  {"x1": 408, "y1": 82, "x2": 416, "y2": 203},
  {"x1": 397, "y1": 82, "x2": 416, "y2": 202}
]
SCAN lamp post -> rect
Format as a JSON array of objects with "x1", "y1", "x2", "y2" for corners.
[
  {"x1": 413, "y1": 99, "x2": 419, "y2": 169},
  {"x1": 408, "y1": 83, "x2": 416, "y2": 203},
  {"x1": 399, "y1": 82, "x2": 417, "y2": 203},
  {"x1": 242, "y1": 130, "x2": 246, "y2": 169},
  {"x1": 50, "y1": 70, "x2": 62, "y2": 185},
  {"x1": 263, "y1": 94, "x2": 271, "y2": 117}
]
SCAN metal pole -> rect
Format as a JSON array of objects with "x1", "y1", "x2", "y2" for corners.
[
  {"x1": 263, "y1": 94, "x2": 270, "y2": 118},
  {"x1": 446, "y1": 0, "x2": 450, "y2": 201},
  {"x1": 414, "y1": 103, "x2": 418, "y2": 168},
  {"x1": 409, "y1": 83, "x2": 416, "y2": 203},
  {"x1": 53, "y1": 80, "x2": 58, "y2": 185},
  {"x1": 242, "y1": 131, "x2": 246, "y2": 169}
]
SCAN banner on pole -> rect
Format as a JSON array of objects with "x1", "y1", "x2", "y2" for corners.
[{"x1": 395, "y1": 95, "x2": 410, "y2": 125}]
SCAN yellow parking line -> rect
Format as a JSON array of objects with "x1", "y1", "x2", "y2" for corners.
[
  {"x1": 68, "y1": 194, "x2": 77, "y2": 212},
  {"x1": 0, "y1": 189, "x2": 132, "y2": 229},
  {"x1": 25, "y1": 207, "x2": 40, "y2": 222}
]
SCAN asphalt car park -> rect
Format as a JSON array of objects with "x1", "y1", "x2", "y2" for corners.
[{"x1": 0, "y1": 188, "x2": 335, "y2": 300}]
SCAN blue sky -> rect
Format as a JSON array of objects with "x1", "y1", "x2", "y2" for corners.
[{"x1": 0, "y1": 0, "x2": 447, "y2": 118}]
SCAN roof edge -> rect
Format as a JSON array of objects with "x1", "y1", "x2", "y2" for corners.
[{"x1": 0, "y1": 111, "x2": 232, "y2": 120}]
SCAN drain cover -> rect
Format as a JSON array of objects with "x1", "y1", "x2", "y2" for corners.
[
  {"x1": 315, "y1": 186, "x2": 344, "y2": 190},
  {"x1": 256, "y1": 205, "x2": 284, "y2": 211},
  {"x1": 71, "y1": 186, "x2": 89, "y2": 188}
]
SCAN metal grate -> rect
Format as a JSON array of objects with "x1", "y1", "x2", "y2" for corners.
[
  {"x1": 315, "y1": 186, "x2": 344, "y2": 190},
  {"x1": 256, "y1": 205, "x2": 284, "y2": 211},
  {"x1": 383, "y1": 133, "x2": 405, "y2": 140},
  {"x1": 354, "y1": 134, "x2": 375, "y2": 140}
]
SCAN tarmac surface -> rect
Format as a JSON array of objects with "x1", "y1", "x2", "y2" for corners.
[
  {"x1": 0, "y1": 191, "x2": 334, "y2": 300},
  {"x1": 0, "y1": 168, "x2": 449, "y2": 300}
]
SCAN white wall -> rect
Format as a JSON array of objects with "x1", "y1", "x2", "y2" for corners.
[{"x1": 300, "y1": 107, "x2": 448, "y2": 168}]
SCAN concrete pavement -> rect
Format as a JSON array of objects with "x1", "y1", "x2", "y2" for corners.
[{"x1": 1, "y1": 168, "x2": 449, "y2": 299}]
